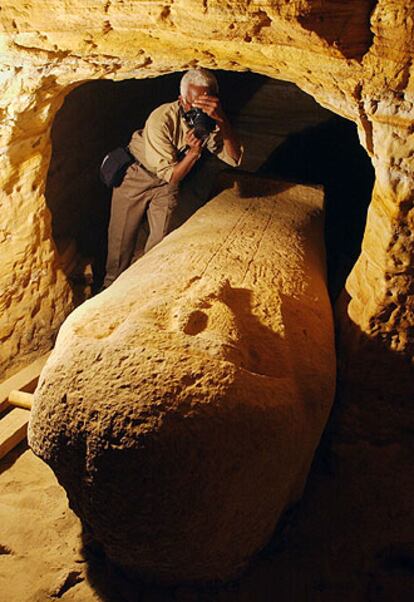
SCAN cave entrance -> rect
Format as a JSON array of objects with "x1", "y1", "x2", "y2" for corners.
[{"x1": 46, "y1": 71, "x2": 374, "y2": 300}]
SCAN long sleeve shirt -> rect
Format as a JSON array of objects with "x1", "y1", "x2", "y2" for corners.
[{"x1": 128, "y1": 101, "x2": 242, "y2": 183}]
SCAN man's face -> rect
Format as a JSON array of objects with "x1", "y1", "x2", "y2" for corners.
[{"x1": 179, "y1": 84, "x2": 212, "y2": 112}]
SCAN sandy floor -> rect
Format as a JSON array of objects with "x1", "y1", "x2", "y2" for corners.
[
  {"x1": 0, "y1": 443, "x2": 100, "y2": 602},
  {"x1": 1, "y1": 431, "x2": 414, "y2": 601}
]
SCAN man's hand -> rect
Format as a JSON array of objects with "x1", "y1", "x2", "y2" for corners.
[
  {"x1": 193, "y1": 94, "x2": 241, "y2": 164},
  {"x1": 185, "y1": 130, "x2": 203, "y2": 156},
  {"x1": 191, "y1": 94, "x2": 225, "y2": 124},
  {"x1": 170, "y1": 130, "x2": 203, "y2": 185}
]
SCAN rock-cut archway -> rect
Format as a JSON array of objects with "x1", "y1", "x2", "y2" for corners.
[
  {"x1": 1, "y1": 0, "x2": 412, "y2": 398},
  {"x1": 44, "y1": 70, "x2": 374, "y2": 299}
]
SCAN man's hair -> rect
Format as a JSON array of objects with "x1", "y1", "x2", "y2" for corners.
[{"x1": 180, "y1": 68, "x2": 219, "y2": 98}]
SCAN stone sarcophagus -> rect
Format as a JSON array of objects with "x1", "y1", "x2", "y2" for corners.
[{"x1": 29, "y1": 176, "x2": 335, "y2": 584}]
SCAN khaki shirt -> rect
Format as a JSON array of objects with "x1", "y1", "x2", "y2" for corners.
[{"x1": 128, "y1": 101, "x2": 241, "y2": 183}]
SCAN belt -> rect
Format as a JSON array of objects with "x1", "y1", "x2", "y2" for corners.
[
  {"x1": 136, "y1": 159, "x2": 159, "y2": 180},
  {"x1": 127, "y1": 148, "x2": 156, "y2": 178}
]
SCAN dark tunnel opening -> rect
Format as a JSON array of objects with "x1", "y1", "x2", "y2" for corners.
[
  {"x1": 46, "y1": 71, "x2": 374, "y2": 300},
  {"x1": 259, "y1": 117, "x2": 375, "y2": 299},
  {"x1": 46, "y1": 71, "x2": 264, "y2": 295}
]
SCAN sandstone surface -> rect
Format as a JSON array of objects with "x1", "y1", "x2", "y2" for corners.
[{"x1": 29, "y1": 176, "x2": 335, "y2": 584}]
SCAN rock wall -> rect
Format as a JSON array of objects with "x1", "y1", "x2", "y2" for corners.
[{"x1": 1, "y1": 0, "x2": 413, "y2": 390}]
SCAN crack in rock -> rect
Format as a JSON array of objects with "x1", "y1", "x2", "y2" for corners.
[{"x1": 49, "y1": 569, "x2": 84, "y2": 599}]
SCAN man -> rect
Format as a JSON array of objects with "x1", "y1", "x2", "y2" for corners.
[{"x1": 103, "y1": 68, "x2": 242, "y2": 288}]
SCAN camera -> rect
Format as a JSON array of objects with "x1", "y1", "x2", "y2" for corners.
[{"x1": 183, "y1": 108, "x2": 216, "y2": 140}]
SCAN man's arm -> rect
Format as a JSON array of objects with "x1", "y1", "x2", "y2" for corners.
[
  {"x1": 192, "y1": 95, "x2": 242, "y2": 164},
  {"x1": 169, "y1": 131, "x2": 203, "y2": 185}
]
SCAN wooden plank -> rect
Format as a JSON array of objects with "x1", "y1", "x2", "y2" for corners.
[
  {"x1": 0, "y1": 352, "x2": 50, "y2": 414},
  {"x1": 8, "y1": 391, "x2": 34, "y2": 411},
  {"x1": 0, "y1": 408, "x2": 30, "y2": 460}
]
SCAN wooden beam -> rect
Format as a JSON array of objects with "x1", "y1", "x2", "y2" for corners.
[
  {"x1": 0, "y1": 408, "x2": 30, "y2": 460},
  {"x1": 8, "y1": 390, "x2": 34, "y2": 411},
  {"x1": 0, "y1": 352, "x2": 50, "y2": 414},
  {"x1": 0, "y1": 354, "x2": 50, "y2": 459}
]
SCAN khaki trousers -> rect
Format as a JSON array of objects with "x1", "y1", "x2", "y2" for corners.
[{"x1": 104, "y1": 163, "x2": 179, "y2": 287}]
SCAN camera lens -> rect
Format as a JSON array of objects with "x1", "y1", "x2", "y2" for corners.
[{"x1": 184, "y1": 108, "x2": 216, "y2": 139}]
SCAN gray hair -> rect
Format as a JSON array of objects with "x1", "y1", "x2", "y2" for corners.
[{"x1": 180, "y1": 68, "x2": 219, "y2": 98}]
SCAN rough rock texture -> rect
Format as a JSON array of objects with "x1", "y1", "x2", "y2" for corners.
[
  {"x1": 2, "y1": 436, "x2": 414, "y2": 602},
  {"x1": 29, "y1": 177, "x2": 335, "y2": 583},
  {"x1": 1, "y1": 0, "x2": 414, "y2": 393}
]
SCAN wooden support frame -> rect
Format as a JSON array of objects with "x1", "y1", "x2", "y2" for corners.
[
  {"x1": 0, "y1": 408, "x2": 30, "y2": 460},
  {"x1": 0, "y1": 352, "x2": 50, "y2": 414},
  {"x1": 0, "y1": 353, "x2": 49, "y2": 460},
  {"x1": 8, "y1": 391, "x2": 34, "y2": 411}
]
